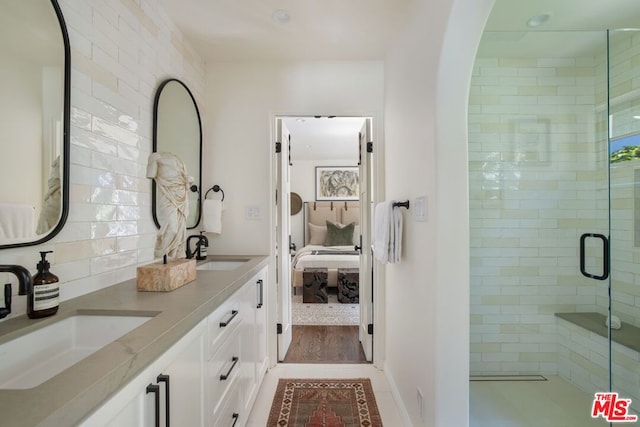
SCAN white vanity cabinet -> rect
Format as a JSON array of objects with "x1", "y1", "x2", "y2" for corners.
[
  {"x1": 208, "y1": 266, "x2": 269, "y2": 426},
  {"x1": 80, "y1": 318, "x2": 206, "y2": 427},
  {"x1": 254, "y1": 267, "x2": 269, "y2": 388},
  {"x1": 80, "y1": 265, "x2": 269, "y2": 427},
  {"x1": 244, "y1": 266, "x2": 268, "y2": 415}
]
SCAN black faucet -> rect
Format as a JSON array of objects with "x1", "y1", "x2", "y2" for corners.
[
  {"x1": 186, "y1": 234, "x2": 209, "y2": 260},
  {"x1": 0, "y1": 265, "x2": 32, "y2": 318},
  {"x1": 0, "y1": 284, "x2": 12, "y2": 319},
  {"x1": 0, "y1": 265, "x2": 32, "y2": 296}
]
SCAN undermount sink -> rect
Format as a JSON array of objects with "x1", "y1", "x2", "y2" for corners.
[
  {"x1": 0, "y1": 314, "x2": 154, "y2": 389},
  {"x1": 196, "y1": 259, "x2": 250, "y2": 271}
]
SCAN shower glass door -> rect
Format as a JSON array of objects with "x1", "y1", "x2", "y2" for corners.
[
  {"x1": 470, "y1": 27, "x2": 640, "y2": 424},
  {"x1": 608, "y1": 28, "x2": 640, "y2": 419}
]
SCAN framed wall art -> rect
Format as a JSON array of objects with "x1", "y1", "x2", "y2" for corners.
[{"x1": 315, "y1": 166, "x2": 359, "y2": 201}]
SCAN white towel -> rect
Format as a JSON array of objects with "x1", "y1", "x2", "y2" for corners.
[
  {"x1": 0, "y1": 203, "x2": 36, "y2": 240},
  {"x1": 203, "y1": 199, "x2": 223, "y2": 234},
  {"x1": 373, "y1": 201, "x2": 393, "y2": 264},
  {"x1": 391, "y1": 206, "x2": 403, "y2": 263},
  {"x1": 606, "y1": 314, "x2": 622, "y2": 330},
  {"x1": 374, "y1": 200, "x2": 404, "y2": 264}
]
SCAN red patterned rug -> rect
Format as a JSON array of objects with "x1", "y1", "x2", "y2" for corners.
[{"x1": 267, "y1": 378, "x2": 383, "y2": 426}]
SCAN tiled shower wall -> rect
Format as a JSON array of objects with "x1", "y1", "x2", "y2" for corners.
[
  {"x1": 470, "y1": 31, "x2": 640, "y2": 405},
  {"x1": 469, "y1": 52, "x2": 609, "y2": 375},
  {"x1": 0, "y1": 0, "x2": 205, "y2": 320}
]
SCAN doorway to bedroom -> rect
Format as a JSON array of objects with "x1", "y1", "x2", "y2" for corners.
[{"x1": 275, "y1": 115, "x2": 374, "y2": 364}]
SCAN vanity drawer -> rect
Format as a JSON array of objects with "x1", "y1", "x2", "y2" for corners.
[
  {"x1": 213, "y1": 379, "x2": 241, "y2": 427},
  {"x1": 208, "y1": 328, "x2": 242, "y2": 417},
  {"x1": 207, "y1": 291, "x2": 242, "y2": 358}
]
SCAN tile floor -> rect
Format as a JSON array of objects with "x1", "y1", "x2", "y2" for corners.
[
  {"x1": 470, "y1": 375, "x2": 612, "y2": 427},
  {"x1": 249, "y1": 369, "x2": 630, "y2": 426},
  {"x1": 246, "y1": 363, "x2": 405, "y2": 426}
]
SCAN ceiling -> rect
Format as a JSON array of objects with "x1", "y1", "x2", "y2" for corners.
[
  {"x1": 159, "y1": 0, "x2": 413, "y2": 61},
  {"x1": 159, "y1": 0, "x2": 640, "y2": 155},
  {"x1": 480, "y1": 0, "x2": 640, "y2": 58},
  {"x1": 283, "y1": 117, "x2": 364, "y2": 162},
  {"x1": 160, "y1": 0, "x2": 640, "y2": 61},
  {"x1": 485, "y1": 0, "x2": 640, "y2": 32}
]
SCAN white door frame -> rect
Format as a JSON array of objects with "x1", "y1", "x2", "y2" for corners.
[
  {"x1": 268, "y1": 113, "x2": 386, "y2": 369},
  {"x1": 274, "y1": 118, "x2": 292, "y2": 361}
]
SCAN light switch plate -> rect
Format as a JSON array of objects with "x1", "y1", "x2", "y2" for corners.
[{"x1": 414, "y1": 196, "x2": 428, "y2": 222}]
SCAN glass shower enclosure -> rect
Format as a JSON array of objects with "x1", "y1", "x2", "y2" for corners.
[{"x1": 469, "y1": 28, "x2": 640, "y2": 423}]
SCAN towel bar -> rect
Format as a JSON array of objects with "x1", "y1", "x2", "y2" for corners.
[{"x1": 393, "y1": 200, "x2": 410, "y2": 209}]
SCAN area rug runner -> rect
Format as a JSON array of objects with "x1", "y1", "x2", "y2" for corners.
[
  {"x1": 292, "y1": 294, "x2": 359, "y2": 326},
  {"x1": 267, "y1": 378, "x2": 383, "y2": 426}
]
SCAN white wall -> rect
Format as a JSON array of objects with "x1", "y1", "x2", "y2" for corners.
[
  {"x1": 290, "y1": 159, "x2": 357, "y2": 248},
  {"x1": 0, "y1": 53, "x2": 42, "y2": 207},
  {"x1": 0, "y1": 0, "x2": 205, "y2": 320},
  {"x1": 383, "y1": 0, "x2": 493, "y2": 425},
  {"x1": 203, "y1": 61, "x2": 383, "y2": 254}
]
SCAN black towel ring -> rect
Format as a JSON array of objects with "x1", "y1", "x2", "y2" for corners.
[{"x1": 204, "y1": 185, "x2": 224, "y2": 202}]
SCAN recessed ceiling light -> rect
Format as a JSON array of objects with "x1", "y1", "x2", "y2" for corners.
[
  {"x1": 296, "y1": 118, "x2": 306, "y2": 123},
  {"x1": 633, "y1": 115, "x2": 640, "y2": 120},
  {"x1": 526, "y1": 13, "x2": 551, "y2": 28},
  {"x1": 272, "y1": 9, "x2": 291, "y2": 24}
]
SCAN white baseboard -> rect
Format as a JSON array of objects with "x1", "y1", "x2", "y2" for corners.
[{"x1": 383, "y1": 361, "x2": 414, "y2": 426}]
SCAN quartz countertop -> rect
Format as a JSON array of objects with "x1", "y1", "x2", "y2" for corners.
[{"x1": 0, "y1": 254, "x2": 269, "y2": 427}]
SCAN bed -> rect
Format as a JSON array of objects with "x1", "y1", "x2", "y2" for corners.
[{"x1": 291, "y1": 201, "x2": 360, "y2": 292}]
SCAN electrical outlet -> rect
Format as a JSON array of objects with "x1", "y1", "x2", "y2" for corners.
[
  {"x1": 417, "y1": 388, "x2": 425, "y2": 422},
  {"x1": 245, "y1": 205, "x2": 261, "y2": 220}
]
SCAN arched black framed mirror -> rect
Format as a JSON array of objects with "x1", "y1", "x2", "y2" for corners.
[
  {"x1": 0, "y1": 0, "x2": 71, "y2": 249},
  {"x1": 152, "y1": 79, "x2": 202, "y2": 229}
]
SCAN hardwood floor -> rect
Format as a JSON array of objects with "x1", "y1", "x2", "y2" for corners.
[{"x1": 283, "y1": 325, "x2": 369, "y2": 363}]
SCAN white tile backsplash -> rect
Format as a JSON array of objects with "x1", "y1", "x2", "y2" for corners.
[{"x1": 0, "y1": 0, "x2": 205, "y2": 321}]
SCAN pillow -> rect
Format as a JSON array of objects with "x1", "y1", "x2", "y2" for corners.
[
  {"x1": 324, "y1": 221, "x2": 355, "y2": 246},
  {"x1": 308, "y1": 223, "x2": 327, "y2": 245},
  {"x1": 353, "y1": 224, "x2": 360, "y2": 245},
  {"x1": 334, "y1": 222, "x2": 360, "y2": 245}
]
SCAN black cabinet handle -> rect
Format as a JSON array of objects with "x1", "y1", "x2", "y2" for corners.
[
  {"x1": 232, "y1": 412, "x2": 240, "y2": 427},
  {"x1": 354, "y1": 244, "x2": 361, "y2": 252},
  {"x1": 157, "y1": 374, "x2": 170, "y2": 427},
  {"x1": 257, "y1": 279, "x2": 263, "y2": 309},
  {"x1": 220, "y1": 356, "x2": 239, "y2": 380},
  {"x1": 146, "y1": 384, "x2": 160, "y2": 427},
  {"x1": 579, "y1": 233, "x2": 609, "y2": 280},
  {"x1": 220, "y1": 310, "x2": 238, "y2": 327}
]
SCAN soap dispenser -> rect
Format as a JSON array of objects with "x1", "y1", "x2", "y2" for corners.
[{"x1": 28, "y1": 251, "x2": 59, "y2": 319}]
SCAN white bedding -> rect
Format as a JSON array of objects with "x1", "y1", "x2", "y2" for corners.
[{"x1": 292, "y1": 245, "x2": 360, "y2": 271}]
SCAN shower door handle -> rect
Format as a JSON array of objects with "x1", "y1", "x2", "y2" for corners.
[{"x1": 579, "y1": 233, "x2": 609, "y2": 280}]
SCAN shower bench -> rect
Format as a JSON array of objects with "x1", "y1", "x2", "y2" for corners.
[{"x1": 555, "y1": 312, "x2": 640, "y2": 353}]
